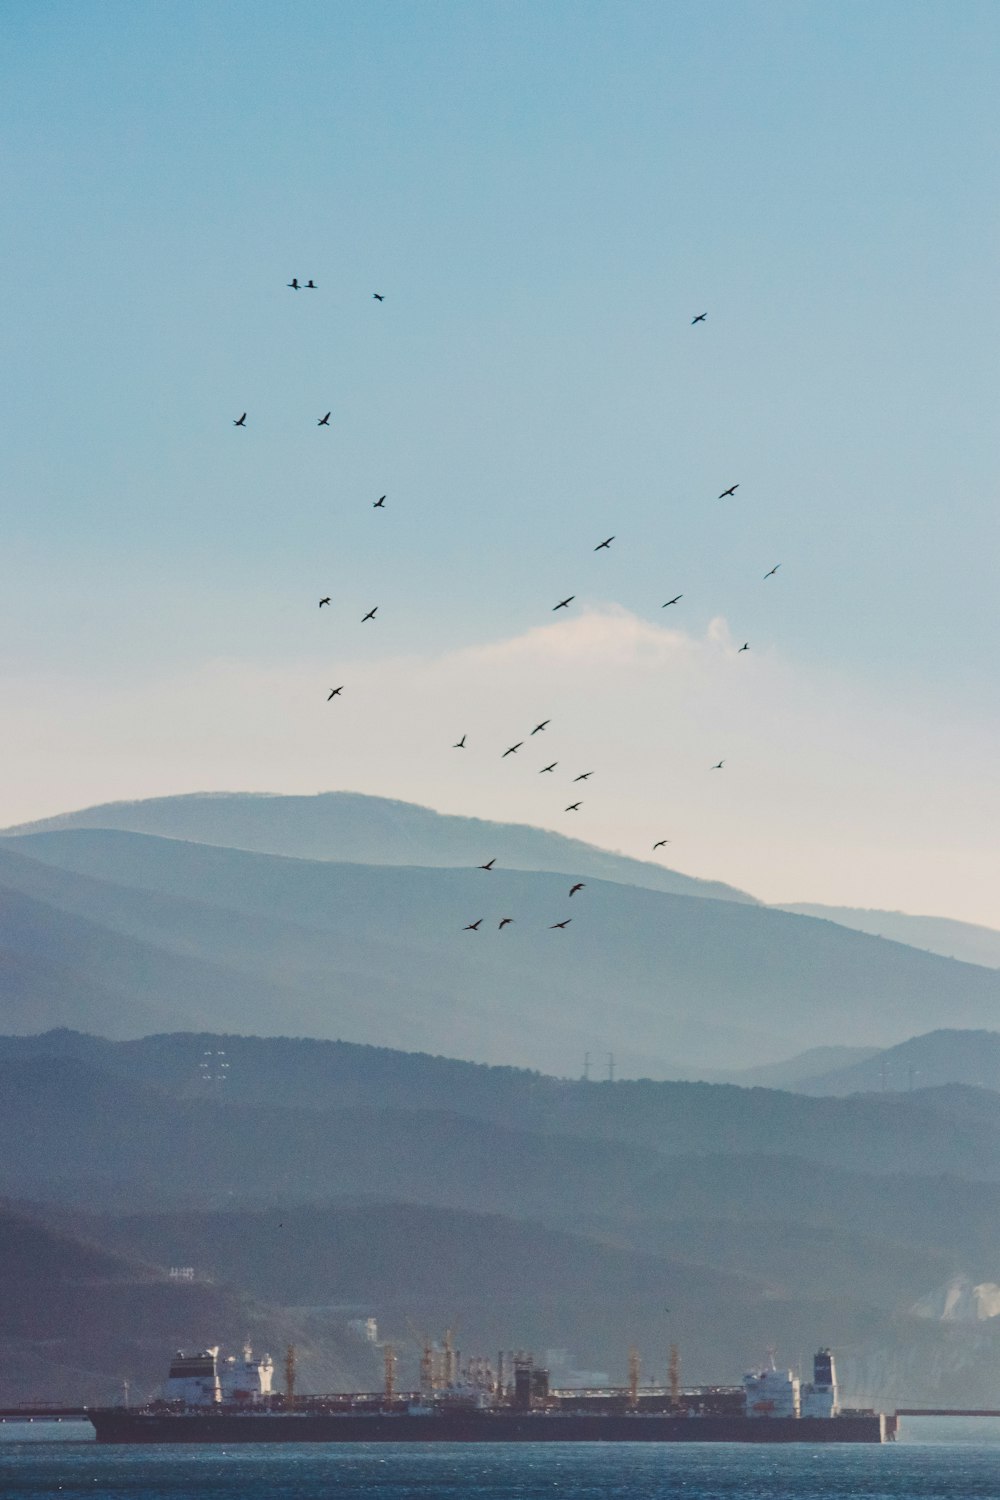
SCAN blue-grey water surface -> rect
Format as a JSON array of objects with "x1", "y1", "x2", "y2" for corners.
[{"x1": 5, "y1": 1431, "x2": 1000, "y2": 1500}]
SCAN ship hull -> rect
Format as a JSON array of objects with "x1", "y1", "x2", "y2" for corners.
[{"x1": 89, "y1": 1410, "x2": 890, "y2": 1444}]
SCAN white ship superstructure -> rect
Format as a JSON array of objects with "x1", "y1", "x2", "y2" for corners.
[
  {"x1": 164, "y1": 1346, "x2": 272, "y2": 1407},
  {"x1": 164, "y1": 1348, "x2": 221, "y2": 1407},
  {"x1": 220, "y1": 1345, "x2": 274, "y2": 1404},
  {"x1": 743, "y1": 1351, "x2": 800, "y2": 1417}
]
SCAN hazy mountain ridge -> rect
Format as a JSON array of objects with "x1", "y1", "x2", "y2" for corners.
[
  {"x1": 4, "y1": 828, "x2": 1000, "y2": 1072},
  {"x1": 8, "y1": 1042, "x2": 1000, "y2": 1207},
  {"x1": 778, "y1": 904, "x2": 1000, "y2": 970},
  {"x1": 796, "y1": 1030, "x2": 1000, "y2": 1096},
  {"x1": 1, "y1": 790, "x2": 756, "y2": 904}
]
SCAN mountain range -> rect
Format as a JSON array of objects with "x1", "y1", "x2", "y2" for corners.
[
  {"x1": 3, "y1": 792, "x2": 1000, "y2": 1072},
  {"x1": 5, "y1": 791, "x2": 1000, "y2": 1408},
  {"x1": 9, "y1": 1028, "x2": 1000, "y2": 1406}
]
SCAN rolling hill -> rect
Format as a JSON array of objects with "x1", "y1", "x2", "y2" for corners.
[
  {"x1": 1, "y1": 790, "x2": 755, "y2": 903},
  {"x1": 778, "y1": 904, "x2": 1000, "y2": 970},
  {"x1": 2, "y1": 829, "x2": 1000, "y2": 1072},
  {"x1": 795, "y1": 1029, "x2": 1000, "y2": 1096}
]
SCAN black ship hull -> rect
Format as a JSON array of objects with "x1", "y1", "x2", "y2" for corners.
[{"x1": 90, "y1": 1409, "x2": 891, "y2": 1444}]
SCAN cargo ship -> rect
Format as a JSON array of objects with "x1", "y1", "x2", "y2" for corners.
[{"x1": 89, "y1": 1344, "x2": 893, "y2": 1443}]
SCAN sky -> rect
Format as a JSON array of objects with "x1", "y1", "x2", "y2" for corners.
[{"x1": 2, "y1": 0, "x2": 998, "y2": 924}]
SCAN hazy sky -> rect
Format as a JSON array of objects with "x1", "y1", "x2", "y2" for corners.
[{"x1": 3, "y1": 1, "x2": 998, "y2": 924}]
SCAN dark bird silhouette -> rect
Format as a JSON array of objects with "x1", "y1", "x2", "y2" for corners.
[
  {"x1": 361, "y1": 607, "x2": 378, "y2": 622},
  {"x1": 764, "y1": 564, "x2": 781, "y2": 579},
  {"x1": 691, "y1": 312, "x2": 707, "y2": 324},
  {"x1": 453, "y1": 734, "x2": 466, "y2": 749},
  {"x1": 478, "y1": 859, "x2": 496, "y2": 871},
  {"x1": 531, "y1": 720, "x2": 550, "y2": 735},
  {"x1": 502, "y1": 742, "x2": 523, "y2": 757},
  {"x1": 233, "y1": 412, "x2": 247, "y2": 427},
  {"x1": 327, "y1": 687, "x2": 343, "y2": 700},
  {"x1": 287, "y1": 279, "x2": 300, "y2": 290},
  {"x1": 463, "y1": 920, "x2": 482, "y2": 931},
  {"x1": 319, "y1": 598, "x2": 331, "y2": 608},
  {"x1": 373, "y1": 292, "x2": 385, "y2": 301},
  {"x1": 738, "y1": 642, "x2": 749, "y2": 652},
  {"x1": 662, "y1": 594, "x2": 682, "y2": 608},
  {"x1": 565, "y1": 801, "x2": 582, "y2": 812},
  {"x1": 594, "y1": 536, "x2": 615, "y2": 551},
  {"x1": 550, "y1": 919, "x2": 572, "y2": 930},
  {"x1": 718, "y1": 484, "x2": 739, "y2": 498},
  {"x1": 540, "y1": 762, "x2": 558, "y2": 773},
  {"x1": 318, "y1": 412, "x2": 331, "y2": 426},
  {"x1": 711, "y1": 760, "x2": 725, "y2": 770},
  {"x1": 653, "y1": 839, "x2": 669, "y2": 850},
  {"x1": 499, "y1": 918, "x2": 514, "y2": 929},
  {"x1": 305, "y1": 280, "x2": 317, "y2": 289},
  {"x1": 374, "y1": 495, "x2": 386, "y2": 508},
  {"x1": 553, "y1": 596, "x2": 575, "y2": 611},
  {"x1": 569, "y1": 883, "x2": 585, "y2": 896},
  {"x1": 573, "y1": 772, "x2": 592, "y2": 782}
]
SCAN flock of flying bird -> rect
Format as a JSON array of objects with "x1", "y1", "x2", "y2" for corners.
[{"x1": 235, "y1": 292, "x2": 781, "y2": 938}]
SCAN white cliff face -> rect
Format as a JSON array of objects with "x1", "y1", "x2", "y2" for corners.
[{"x1": 911, "y1": 1274, "x2": 1000, "y2": 1322}]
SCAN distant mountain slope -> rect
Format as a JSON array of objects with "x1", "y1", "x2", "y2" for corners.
[
  {"x1": 0, "y1": 790, "x2": 756, "y2": 903},
  {"x1": 797, "y1": 1029, "x2": 1000, "y2": 1096},
  {"x1": 0, "y1": 1202, "x2": 327, "y2": 1406},
  {"x1": 9, "y1": 1050, "x2": 1000, "y2": 1211},
  {"x1": 3, "y1": 828, "x2": 1000, "y2": 1071},
  {"x1": 778, "y1": 904, "x2": 1000, "y2": 969},
  {"x1": 0, "y1": 858, "x2": 343, "y2": 1040},
  {"x1": 690, "y1": 1045, "x2": 882, "y2": 1088}
]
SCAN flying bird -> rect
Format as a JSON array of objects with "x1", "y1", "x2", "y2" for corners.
[
  {"x1": 233, "y1": 412, "x2": 247, "y2": 427},
  {"x1": 594, "y1": 536, "x2": 615, "y2": 551},
  {"x1": 573, "y1": 772, "x2": 592, "y2": 782},
  {"x1": 498, "y1": 918, "x2": 514, "y2": 929},
  {"x1": 764, "y1": 564, "x2": 781, "y2": 579},
  {"x1": 569, "y1": 883, "x2": 585, "y2": 896},
  {"x1": 539, "y1": 762, "x2": 558, "y2": 773},
  {"x1": 478, "y1": 859, "x2": 496, "y2": 871},
  {"x1": 287, "y1": 279, "x2": 300, "y2": 290},
  {"x1": 662, "y1": 595, "x2": 682, "y2": 607},
  {"x1": 373, "y1": 292, "x2": 385, "y2": 301},
  {"x1": 374, "y1": 495, "x2": 386, "y2": 508},
  {"x1": 691, "y1": 312, "x2": 707, "y2": 324},
  {"x1": 550, "y1": 919, "x2": 572, "y2": 930},
  {"x1": 305, "y1": 280, "x2": 317, "y2": 289},
  {"x1": 653, "y1": 839, "x2": 670, "y2": 850},
  {"x1": 718, "y1": 484, "x2": 739, "y2": 498},
  {"x1": 531, "y1": 720, "x2": 550, "y2": 735},
  {"x1": 453, "y1": 734, "x2": 467, "y2": 749},
  {"x1": 553, "y1": 596, "x2": 575, "y2": 611},
  {"x1": 711, "y1": 760, "x2": 725, "y2": 770},
  {"x1": 502, "y1": 742, "x2": 523, "y2": 757},
  {"x1": 565, "y1": 802, "x2": 582, "y2": 812},
  {"x1": 327, "y1": 687, "x2": 343, "y2": 700},
  {"x1": 738, "y1": 642, "x2": 749, "y2": 653},
  {"x1": 463, "y1": 920, "x2": 482, "y2": 931},
  {"x1": 318, "y1": 412, "x2": 331, "y2": 426},
  {"x1": 319, "y1": 597, "x2": 330, "y2": 607},
  {"x1": 361, "y1": 607, "x2": 378, "y2": 622}
]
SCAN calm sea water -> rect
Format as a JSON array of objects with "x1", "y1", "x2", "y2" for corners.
[{"x1": 5, "y1": 1429, "x2": 1000, "y2": 1500}]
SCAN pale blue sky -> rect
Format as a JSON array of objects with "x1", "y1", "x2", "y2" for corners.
[{"x1": 2, "y1": 2, "x2": 998, "y2": 921}]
